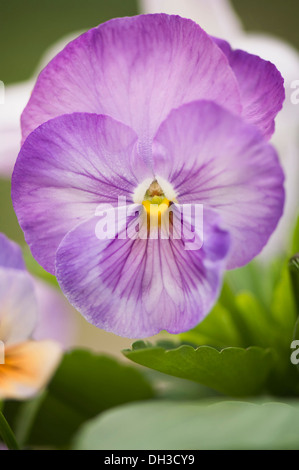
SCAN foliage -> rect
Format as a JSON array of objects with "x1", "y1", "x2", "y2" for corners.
[{"x1": 1, "y1": 218, "x2": 299, "y2": 450}]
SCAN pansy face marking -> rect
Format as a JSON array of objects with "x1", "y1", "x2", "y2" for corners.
[
  {"x1": 136, "y1": 179, "x2": 172, "y2": 232},
  {"x1": 142, "y1": 181, "x2": 170, "y2": 231}
]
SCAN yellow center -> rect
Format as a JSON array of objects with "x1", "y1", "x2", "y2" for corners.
[{"x1": 142, "y1": 181, "x2": 171, "y2": 227}]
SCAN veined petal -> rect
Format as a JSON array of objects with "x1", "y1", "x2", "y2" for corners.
[
  {"x1": 0, "y1": 340, "x2": 62, "y2": 400},
  {"x1": 0, "y1": 233, "x2": 25, "y2": 270},
  {"x1": 0, "y1": 268, "x2": 37, "y2": 345},
  {"x1": 12, "y1": 113, "x2": 146, "y2": 274},
  {"x1": 213, "y1": 37, "x2": 285, "y2": 139},
  {"x1": 153, "y1": 101, "x2": 285, "y2": 269},
  {"x1": 55, "y1": 208, "x2": 230, "y2": 338},
  {"x1": 21, "y1": 14, "x2": 241, "y2": 145}
]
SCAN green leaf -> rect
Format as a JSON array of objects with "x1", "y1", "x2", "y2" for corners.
[
  {"x1": 143, "y1": 370, "x2": 221, "y2": 401},
  {"x1": 180, "y1": 282, "x2": 264, "y2": 349},
  {"x1": 217, "y1": 282, "x2": 254, "y2": 346},
  {"x1": 291, "y1": 215, "x2": 299, "y2": 254},
  {"x1": 180, "y1": 301, "x2": 243, "y2": 349},
  {"x1": 181, "y1": 265, "x2": 295, "y2": 353},
  {"x1": 13, "y1": 392, "x2": 46, "y2": 447},
  {"x1": 7, "y1": 349, "x2": 154, "y2": 448},
  {"x1": 0, "y1": 411, "x2": 19, "y2": 450},
  {"x1": 73, "y1": 399, "x2": 299, "y2": 450},
  {"x1": 271, "y1": 264, "x2": 297, "y2": 337},
  {"x1": 234, "y1": 292, "x2": 284, "y2": 349},
  {"x1": 289, "y1": 255, "x2": 299, "y2": 314},
  {"x1": 292, "y1": 318, "x2": 299, "y2": 375},
  {"x1": 225, "y1": 259, "x2": 283, "y2": 310},
  {"x1": 123, "y1": 342, "x2": 274, "y2": 397}
]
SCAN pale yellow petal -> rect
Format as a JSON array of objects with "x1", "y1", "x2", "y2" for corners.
[{"x1": 0, "y1": 340, "x2": 62, "y2": 399}]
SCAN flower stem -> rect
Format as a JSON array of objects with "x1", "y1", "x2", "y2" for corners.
[
  {"x1": 289, "y1": 255, "x2": 299, "y2": 314},
  {"x1": 0, "y1": 410, "x2": 20, "y2": 450}
]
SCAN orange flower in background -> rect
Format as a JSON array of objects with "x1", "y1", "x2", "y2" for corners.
[{"x1": 0, "y1": 234, "x2": 62, "y2": 399}]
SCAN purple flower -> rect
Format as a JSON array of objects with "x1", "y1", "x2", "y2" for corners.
[
  {"x1": 0, "y1": 234, "x2": 62, "y2": 399},
  {"x1": 12, "y1": 15, "x2": 285, "y2": 338}
]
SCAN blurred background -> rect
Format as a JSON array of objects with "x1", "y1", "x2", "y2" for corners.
[
  {"x1": 0, "y1": 0, "x2": 298, "y2": 356},
  {"x1": 1, "y1": 0, "x2": 298, "y2": 86}
]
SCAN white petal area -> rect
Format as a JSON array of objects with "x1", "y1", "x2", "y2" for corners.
[
  {"x1": 140, "y1": 0, "x2": 243, "y2": 37},
  {"x1": 0, "y1": 268, "x2": 38, "y2": 345},
  {"x1": 0, "y1": 81, "x2": 33, "y2": 176}
]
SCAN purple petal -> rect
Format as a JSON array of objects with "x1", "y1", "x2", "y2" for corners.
[
  {"x1": 21, "y1": 14, "x2": 241, "y2": 146},
  {"x1": 0, "y1": 234, "x2": 26, "y2": 270},
  {"x1": 55, "y1": 208, "x2": 230, "y2": 338},
  {"x1": 12, "y1": 113, "x2": 146, "y2": 274},
  {"x1": 213, "y1": 37, "x2": 285, "y2": 139},
  {"x1": 153, "y1": 100, "x2": 285, "y2": 269}
]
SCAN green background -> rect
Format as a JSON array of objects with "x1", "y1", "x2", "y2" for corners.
[{"x1": 1, "y1": 0, "x2": 298, "y2": 85}]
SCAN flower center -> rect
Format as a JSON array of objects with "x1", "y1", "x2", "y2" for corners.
[
  {"x1": 133, "y1": 177, "x2": 177, "y2": 233},
  {"x1": 141, "y1": 180, "x2": 170, "y2": 227},
  {"x1": 133, "y1": 176, "x2": 177, "y2": 206},
  {"x1": 142, "y1": 180, "x2": 169, "y2": 213}
]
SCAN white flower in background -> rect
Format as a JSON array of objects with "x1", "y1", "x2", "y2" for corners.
[
  {"x1": 0, "y1": 32, "x2": 82, "y2": 177},
  {"x1": 0, "y1": 82, "x2": 32, "y2": 176},
  {"x1": 32, "y1": 277, "x2": 77, "y2": 348},
  {"x1": 0, "y1": 234, "x2": 63, "y2": 399},
  {"x1": 141, "y1": 0, "x2": 243, "y2": 37},
  {"x1": 141, "y1": 0, "x2": 299, "y2": 259}
]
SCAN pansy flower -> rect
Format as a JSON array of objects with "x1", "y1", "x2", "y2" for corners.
[
  {"x1": 12, "y1": 15, "x2": 285, "y2": 338},
  {"x1": 0, "y1": 234, "x2": 62, "y2": 399}
]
